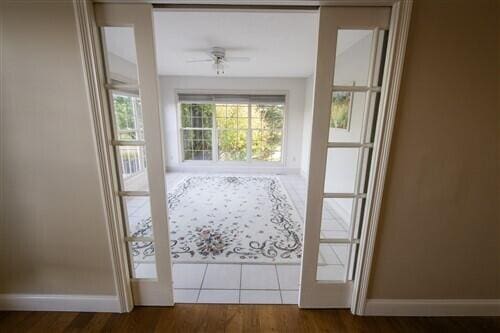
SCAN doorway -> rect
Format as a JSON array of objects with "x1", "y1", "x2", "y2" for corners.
[
  {"x1": 154, "y1": 8, "x2": 318, "y2": 305},
  {"x1": 83, "y1": 0, "x2": 410, "y2": 312}
]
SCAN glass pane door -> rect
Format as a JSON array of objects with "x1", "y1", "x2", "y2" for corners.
[
  {"x1": 300, "y1": 6, "x2": 391, "y2": 308},
  {"x1": 95, "y1": 3, "x2": 173, "y2": 306}
]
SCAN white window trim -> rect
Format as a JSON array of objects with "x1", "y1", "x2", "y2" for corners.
[{"x1": 175, "y1": 89, "x2": 289, "y2": 167}]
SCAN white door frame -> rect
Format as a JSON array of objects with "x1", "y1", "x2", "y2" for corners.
[{"x1": 74, "y1": 0, "x2": 412, "y2": 313}]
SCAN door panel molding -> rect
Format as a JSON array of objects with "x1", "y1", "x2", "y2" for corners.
[
  {"x1": 94, "y1": 3, "x2": 174, "y2": 306},
  {"x1": 300, "y1": 1, "x2": 413, "y2": 312},
  {"x1": 73, "y1": 0, "x2": 133, "y2": 313},
  {"x1": 300, "y1": 5, "x2": 392, "y2": 309},
  {"x1": 76, "y1": 1, "x2": 174, "y2": 308}
]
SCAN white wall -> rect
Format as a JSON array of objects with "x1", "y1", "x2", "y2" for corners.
[
  {"x1": 0, "y1": 2, "x2": 116, "y2": 297},
  {"x1": 160, "y1": 76, "x2": 307, "y2": 173}
]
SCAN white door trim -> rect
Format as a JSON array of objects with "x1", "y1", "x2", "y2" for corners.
[
  {"x1": 73, "y1": 0, "x2": 134, "y2": 313},
  {"x1": 352, "y1": 0, "x2": 413, "y2": 315}
]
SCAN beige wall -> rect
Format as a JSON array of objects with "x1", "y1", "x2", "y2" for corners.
[
  {"x1": 0, "y1": 2, "x2": 116, "y2": 295},
  {"x1": 368, "y1": 0, "x2": 499, "y2": 299}
]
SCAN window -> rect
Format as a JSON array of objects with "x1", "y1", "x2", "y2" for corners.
[
  {"x1": 251, "y1": 104, "x2": 284, "y2": 162},
  {"x1": 113, "y1": 92, "x2": 144, "y2": 140},
  {"x1": 179, "y1": 94, "x2": 285, "y2": 163},
  {"x1": 216, "y1": 104, "x2": 249, "y2": 161},
  {"x1": 112, "y1": 92, "x2": 147, "y2": 178},
  {"x1": 180, "y1": 103, "x2": 214, "y2": 160}
]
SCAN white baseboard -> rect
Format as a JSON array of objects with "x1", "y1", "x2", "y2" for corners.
[
  {"x1": 0, "y1": 293, "x2": 122, "y2": 312},
  {"x1": 364, "y1": 299, "x2": 500, "y2": 316}
]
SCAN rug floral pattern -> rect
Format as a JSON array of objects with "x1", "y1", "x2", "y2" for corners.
[{"x1": 132, "y1": 176, "x2": 303, "y2": 264}]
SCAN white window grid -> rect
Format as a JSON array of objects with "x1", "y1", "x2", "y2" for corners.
[{"x1": 179, "y1": 100, "x2": 285, "y2": 163}]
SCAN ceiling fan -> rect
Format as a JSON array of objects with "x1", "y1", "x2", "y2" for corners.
[{"x1": 186, "y1": 47, "x2": 251, "y2": 75}]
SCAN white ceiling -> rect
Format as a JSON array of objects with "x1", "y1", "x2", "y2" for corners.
[
  {"x1": 153, "y1": 10, "x2": 319, "y2": 77},
  {"x1": 103, "y1": 11, "x2": 373, "y2": 79}
]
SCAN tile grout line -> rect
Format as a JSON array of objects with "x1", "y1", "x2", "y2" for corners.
[
  {"x1": 168, "y1": 173, "x2": 307, "y2": 304},
  {"x1": 274, "y1": 264, "x2": 284, "y2": 304},
  {"x1": 196, "y1": 264, "x2": 209, "y2": 303}
]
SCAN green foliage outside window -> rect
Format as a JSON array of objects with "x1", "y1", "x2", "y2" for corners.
[
  {"x1": 250, "y1": 105, "x2": 283, "y2": 162},
  {"x1": 330, "y1": 92, "x2": 351, "y2": 129},
  {"x1": 216, "y1": 104, "x2": 248, "y2": 161},
  {"x1": 112, "y1": 93, "x2": 146, "y2": 175},
  {"x1": 113, "y1": 94, "x2": 143, "y2": 140},
  {"x1": 180, "y1": 102, "x2": 284, "y2": 162},
  {"x1": 181, "y1": 103, "x2": 214, "y2": 160}
]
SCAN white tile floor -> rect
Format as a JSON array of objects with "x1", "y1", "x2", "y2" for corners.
[
  {"x1": 125, "y1": 171, "x2": 351, "y2": 304},
  {"x1": 173, "y1": 263, "x2": 301, "y2": 304}
]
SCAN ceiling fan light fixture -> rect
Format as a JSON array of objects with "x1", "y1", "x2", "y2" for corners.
[
  {"x1": 187, "y1": 47, "x2": 249, "y2": 75},
  {"x1": 215, "y1": 57, "x2": 224, "y2": 75}
]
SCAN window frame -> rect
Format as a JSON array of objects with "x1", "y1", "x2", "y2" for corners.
[
  {"x1": 179, "y1": 102, "x2": 215, "y2": 161},
  {"x1": 175, "y1": 90, "x2": 288, "y2": 166}
]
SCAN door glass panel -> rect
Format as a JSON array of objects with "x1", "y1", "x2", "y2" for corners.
[
  {"x1": 329, "y1": 91, "x2": 367, "y2": 142},
  {"x1": 123, "y1": 196, "x2": 152, "y2": 237},
  {"x1": 317, "y1": 243, "x2": 352, "y2": 281},
  {"x1": 111, "y1": 91, "x2": 144, "y2": 141},
  {"x1": 129, "y1": 241, "x2": 157, "y2": 278},
  {"x1": 324, "y1": 148, "x2": 360, "y2": 193},
  {"x1": 315, "y1": 27, "x2": 387, "y2": 287},
  {"x1": 101, "y1": 27, "x2": 139, "y2": 84},
  {"x1": 320, "y1": 198, "x2": 364, "y2": 239},
  {"x1": 333, "y1": 29, "x2": 373, "y2": 86},
  {"x1": 117, "y1": 146, "x2": 149, "y2": 191}
]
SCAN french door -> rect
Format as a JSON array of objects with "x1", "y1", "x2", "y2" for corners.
[
  {"x1": 300, "y1": 6, "x2": 391, "y2": 308},
  {"x1": 94, "y1": 3, "x2": 173, "y2": 306}
]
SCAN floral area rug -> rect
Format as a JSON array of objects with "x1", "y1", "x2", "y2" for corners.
[{"x1": 132, "y1": 175, "x2": 303, "y2": 264}]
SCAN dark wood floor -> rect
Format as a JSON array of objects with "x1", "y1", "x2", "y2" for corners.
[{"x1": 1, "y1": 305, "x2": 498, "y2": 332}]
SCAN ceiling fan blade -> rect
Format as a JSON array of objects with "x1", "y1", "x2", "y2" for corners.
[
  {"x1": 225, "y1": 57, "x2": 251, "y2": 63},
  {"x1": 186, "y1": 58, "x2": 213, "y2": 63}
]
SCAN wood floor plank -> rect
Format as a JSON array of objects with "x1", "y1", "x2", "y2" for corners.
[
  {"x1": 73, "y1": 313, "x2": 112, "y2": 333},
  {"x1": 1, "y1": 306, "x2": 499, "y2": 332},
  {"x1": 0, "y1": 311, "x2": 32, "y2": 332},
  {"x1": 64, "y1": 312, "x2": 94, "y2": 332}
]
